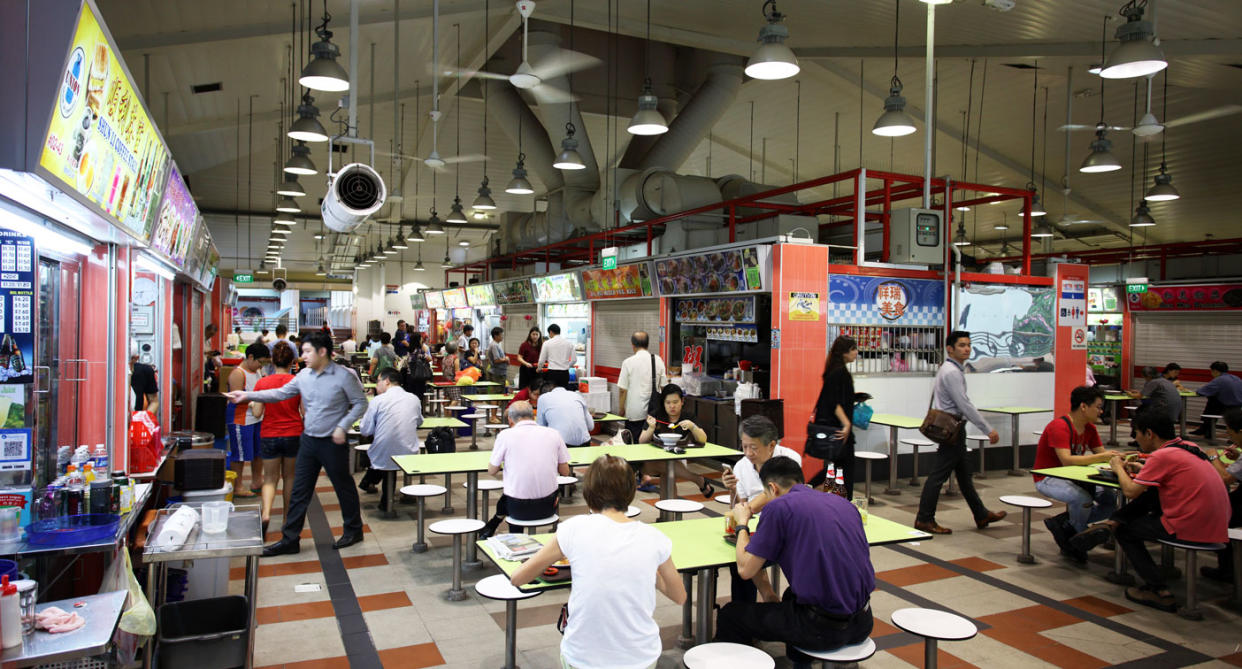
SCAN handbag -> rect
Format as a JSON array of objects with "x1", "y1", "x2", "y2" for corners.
[
  {"x1": 852, "y1": 401, "x2": 874, "y2": 430},
  {"x1": 919, "y1": 394, "x2": 965, "y2": 446},
  {"x1": 411, "y1": 356, "x2": 433, "y2": 382},
  {"x1": 804, "y1": 421, "x2": 848, "y2": 461},
  {"x1": 646, "y1": 352, "x2": 663, "y2": 416}
]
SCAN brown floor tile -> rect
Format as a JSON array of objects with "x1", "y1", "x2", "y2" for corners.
[
  {"x1": 876, "y1": 563, "x2": 959, "y2": 587},
  {"x1": 979, "y1": 604, "x2": 1083, "y2": 633},
  {"x1": 342, "y1": 553, "x2": 389, "y2": 569},
  {"x1": 232, "y1": 559, "x2": 323, "y2": 580},
  {"x1": 490, "y1": 601, "x2": 564, "y2": 630},
  {"x1": 259, "y1": 657, "x2": 353, "y2": 669},
  {"x1": 871, "y1": 619, "x2": 901, "y2": 637},
  {"x1": 1061, "y1": 595, "x2": 1133, "y2": 618},
  {"x1": 1018, "y1": 639, "x2": 1110, "y2": 669},
  {"x1": 886, "y1": 641, "x2": 978, "y2": 669},
  {"x1": 949, "y1": 557, "x2": 1007, "y2": 573},
  {"x1": 1220, "y1": 651, "x2": 1242, "y2": 667},
  {"x1": 256, "y1": 601, "x2": 336, "y2": 625},
  {"x1": 376, "y1": 642, "x2": 445, "y2": 668},
  {"x1": 357, "y1": 591, "x2": 412, "y2": 612}
]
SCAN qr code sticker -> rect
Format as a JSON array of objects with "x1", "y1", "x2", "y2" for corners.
[{"x1": 2, "y1": 438, "x2": 23, "y2": 458}]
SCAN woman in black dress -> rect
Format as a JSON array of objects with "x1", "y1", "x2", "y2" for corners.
[{"x1": 811, "y1": 335, "x2": 860, "y2": 497}]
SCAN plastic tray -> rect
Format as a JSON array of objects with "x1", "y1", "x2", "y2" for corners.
[{"x1": 24, "y1": 514, "x2": 121, "y2": 546}]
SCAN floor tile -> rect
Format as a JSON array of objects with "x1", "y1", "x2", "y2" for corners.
[{"x1": 877, "y1": 563, "x2": 960, "y2": 587}]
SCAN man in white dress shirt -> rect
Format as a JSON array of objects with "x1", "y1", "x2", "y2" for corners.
[{"x1": 537, "y1": 324, "x2": 577, "y2": 389}]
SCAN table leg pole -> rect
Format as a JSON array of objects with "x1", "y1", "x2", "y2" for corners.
[
  {"x1": 447, "y1": 536, "x2": 466, "y2": 601},
  {"x1": 504, "y1": 600, "x2": 519, "y2": 669},
  {"x1": 145, "y1": 560, "x2": 156, "y2": 668},
  {"x1": 884, "y1": 426, "x2": 901, "y2": 495},
  {"x1": 442, "y1": 474, "x2": 455, "y2": 514},
  {"x1": 413, "y1": 498, "x2": 428, "y2": 553},
  {"x1": 384, "y1": 471, "x2": 396, "y2": 518},
  {"x1": 661, "y1": 460, "x2": 676, "y2": 521},
  {"x1": 678, "y1": 573, "x2": 695, "y2": 649},
  {"x1": 864, "y1": 460, "x2": 875, "y2": 505},
  {"x1": 695, "y1": 569, "x2": 709, "y2": 644},
  {"x1": 464, "y1": 472, "x2": 481, "y2": 568},
  {"x1": 1018, "y1": 508, "x2": 1035, "y2": 564},
  {"x1": 245, "y1": 556, "x2": 259, "y2": 668},
  {"x1": 1230, "y1": 538, "x2": 1242, "y2": 611},
  {"x1": 1106, "y1": 490, "x2": 1135, "y2": 586},
  {"x1": 926, "y1": 638, "x2": 938, "y2": 669},
  {"x1": 1008, "y1": 414, "x2": 1024, "y2": 476},
  {"x1": 1109, "y1": 400, "x2": 1119, "y2": 446},
  {"x1": 1180, "y1": 396, "x2": 1188, "y2": 439},
  {"x1": 705, "y1": 568, "x2": 718, "y2": 640}
]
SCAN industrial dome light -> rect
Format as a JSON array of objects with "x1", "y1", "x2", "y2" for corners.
[{"x1": 744, "y1": 0, "x2": 800, "y2": 80}]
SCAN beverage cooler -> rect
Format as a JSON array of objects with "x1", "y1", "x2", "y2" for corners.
[
  {"x1": 1087, "y1": 286, "x2": 1125, "y2": 388},
  {"x1": 533, "y1": 273, "x2": 590, "y2": 373}
]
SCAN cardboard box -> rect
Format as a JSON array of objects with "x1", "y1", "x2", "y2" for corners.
[
  {"x1": 582, "y1": 390, "x2": 612, "y2": 413},
  {"x1": 579, "y1": 376, "x2": 608, "y2": 394}
]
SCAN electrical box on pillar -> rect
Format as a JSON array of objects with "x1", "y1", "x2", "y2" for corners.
[{"x1": 888, "y1": 208, "x2": 944, "y2": 265}]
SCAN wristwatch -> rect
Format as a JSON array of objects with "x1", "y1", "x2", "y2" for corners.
[{"x1": 735, "y1": 526, "x2": 749, "y2": 537}]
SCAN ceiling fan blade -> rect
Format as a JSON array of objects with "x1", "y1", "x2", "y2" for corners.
[
  {"x1": 442, "y1": 154, "x2": 489, "y2": 165},
  {"x1": 529, "y1": 84, "x2": 578, "y2": 105},
  {"x1": 529, "y1": 49, "x2": 602, "y2": 81},
  {"x1": 1164, "y1": 104, "x2": 1242, "y2": 128},
  {"x1": 439, "y1": 66, "x2": 510, "y2": 82},
  {"x1": 1058, "y1": 123, "x2": 1129, "y2": 132}
]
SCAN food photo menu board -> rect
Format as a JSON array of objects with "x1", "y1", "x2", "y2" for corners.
[
  {"x1": 423, "y1": 291, "x2": 444, "y2": 310},
  {"x1": 654, "y1": 246, "x2": 763, "y2": 296},
  {"x1": 581, "y1": 263, "x2": 654, "y2": 300},
  {"x1": 442, "y1": 288, "x2": 468, "y2": 309},
  {"x1": 494, "y1": 279, "x2": 535, "y2": 305},
  {"x1": 38, "y1": 2, "x2": 171, "y2": 242},
  {"x1": 675, "y1": 295, "x2": 756, "y2": 324},
  {"x1": 465, "y1": 284, "x2": 496, "y2": 307},
  {"x1": 409, "y1": 293, "x2": 427, "y2": 310},
  {"x1": 532, "y1": 274, "x2": 582, "y2": 303},
  {"x1": 149, "y1": 166, "x2": 198, "y2": 267}
]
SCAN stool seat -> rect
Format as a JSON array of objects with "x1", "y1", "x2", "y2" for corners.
[
  {"x1": 474, "y1": 574, "x2": 541, "y2": 601},
  {"x1": 625, "y1": 505, "x2": 641, "y2": 518},
  {"x1": 556, "y1": 475, "x2": 580, "y2": 486},
  {"x1": 485, "y1": 423, "x2": 508, "y2": 430},
  {"x1": 1157, "y1": 538, "x2": 1226, "y2": 551},
  {"x1": 429, "y1": 518, "x2": 486, "y2": 536},
  {"x1": 965, "y1": 435, "x2": 988, "y2": 442},
  {"x1": 460, "y1": 413, "x2": 487, "y2": 420},
  {"x1": 654, "y1": 499, "x2": 704, "y2": 514},
  {"x1": 1000, "y1": 495, "x2": 1053, "y2": 509},
  {"x1": 506, "y1": 515, "x2": 559, "y2": 527},
  {"x1": 682, "y1": 642, "x2": 775, "y2": 669},
  {"x1": 855, "y1": 451, "x2": 888, "y2": 460},
  {"x1": 445, "y1": 405, "x2": 468, "y2": 412},
  {"x1": 477, "y1": 479, "x2": 504, "y2": 491},
  {"x1": 891, "y1": 608, "x2": 977, "y2": 642},
  {"x1": 795, "y1": 638, "x2": 876, "y2": 663},
  {"x1": 472, "y1": 404, "x2": 500, "y2": 410},
  {"x1": 1200, "y1": 414, "x2": 1223, "y2": 419},
  {"x1": 1230, "y1": 527, "x2": 1242, "y2": 541},
  {"x1": 428, "y1": 398, "x2": 448, "y2": 403},
  {"x1": 354, "y1": 444, "x2": 370, "y2": 451},
  {"x1": 401, "y1": 484, "x2": 446, "y2": 497},
  {"x1": 714, "y1": 493, "x2": 733, "y2": 505},
  {"x1": 1124, "y1": 405, "x2": 1139, "y2": 411},
  {"x1": 900, "y1": 437, "x2": 936, "y2": 446}
]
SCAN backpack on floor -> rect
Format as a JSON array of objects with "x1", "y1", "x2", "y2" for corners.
[{"x1": 424, "y1": 427, "x2": 457, "y2": 454}]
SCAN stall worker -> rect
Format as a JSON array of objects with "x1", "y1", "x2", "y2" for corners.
[
  {"x1": 227, "y1": 342, "x2": 269, "y2": 499},
  {"x1": 535, "y1": 380, "x2": 594, "y2": 448},
  {"x1": 1070, "y1": 410, "x2": 1229, "y2": 612},
  {"x1": 716, "y1": 456, "x2": 874, "y2": 665},
  {"x1": 1033, "y1": 385, "x2": 1121, "y2": 563},
  {"x1": 1190, "y1": 361, "x2": 1242, "y2": 439},
  {"x1": 457, "y1": 324, "x2": 474, "y2": 363},
  {"x1": 226, "y1": 326, "x2": 242, "y2": 350},
  {"x1": 357, "y1": 369, "x2": 422, "y2": 509},
  {"x1": 1202, "y1": 408, "x2": 1242, "y2": 584},
  {"x1": 479, "y1": 401, "x2": 570, "y2": 539},
  {"x1": 516, "y1": 327, "x2": 543, "y2": 391},
  {"x1": 537, "y1": 324, "x2": 576, "y2": 389}
]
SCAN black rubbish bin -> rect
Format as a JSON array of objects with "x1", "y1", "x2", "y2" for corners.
[{"x1": 157, "y1": 595, "x2": 249, "y2": 669}]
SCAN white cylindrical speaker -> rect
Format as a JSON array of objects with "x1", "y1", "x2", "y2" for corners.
[{"x1": 321, "y1": 163, "x2": 387, "y2": 233}]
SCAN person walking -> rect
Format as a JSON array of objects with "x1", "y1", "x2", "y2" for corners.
[
  {"x1": 516, "y1": 327, "x2": 543, "y2": 391},
  {"x1": 485, "y1": 327, "x2": 509, "y2": 388},
  {"x1": 253, "y1": 341, "x2": 302, "y2": 536},
  {"x1": 914, "y1": 330, "x2": 1006, "y2": 535},
  {"x1": 538, "y1": 324, "x2": 576, "y2": 389},
  {"x1": 392, "y1": 320, "x2": 411, "y2": 357},
  {"x1": 617, "y1": 331, "x2": 666, "y2": 442},
  {"x1": 357, "y1": 369, "x2": 422, "y2": 508},
  {"x1": 227, "y1": 342, "x2": 269, "y2": 498},
  {"x1": 226, "y1": 330, "x2": 368, "y2": 556},
  {"x1": 368, "y1": 332, "x2": 397, "y2": 377},
  {"x1": 810, "y1": 335, "x2": 860, "y2": 497}
]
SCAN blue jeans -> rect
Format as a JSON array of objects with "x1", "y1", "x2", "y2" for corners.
[{"x1": 1035, "y1": 476, "x2": 1115, "y2": 532}]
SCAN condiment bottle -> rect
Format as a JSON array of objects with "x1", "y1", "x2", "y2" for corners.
[{"x1": 0, "y1": 575, "x2": 20, "y2": 648}]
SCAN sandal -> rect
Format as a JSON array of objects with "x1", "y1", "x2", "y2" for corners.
[
  {"x1": 1124, "y1": 586, "x2": 1176, "y2": 613},
  {"x1": 234, "y1": 489, "x2": 258, "y2": 498},
  {"x1": 698, "y1": 478, "x2": 714, "y2": 497}
]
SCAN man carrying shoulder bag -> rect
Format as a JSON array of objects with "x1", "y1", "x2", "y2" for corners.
[{"x1": 914, "y1": 330, "x2": 1006, "y2": 535}]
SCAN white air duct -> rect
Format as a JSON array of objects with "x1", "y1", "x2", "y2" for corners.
[{"x1": 322, "y1": 163, "x2": 386, "y2": 233}]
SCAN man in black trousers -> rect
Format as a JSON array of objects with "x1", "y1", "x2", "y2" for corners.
[{"x1": 227, "y1": 330, "x2": 368, "y2": 556}]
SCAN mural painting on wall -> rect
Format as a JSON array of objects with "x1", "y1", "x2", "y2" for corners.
[{"x1": 958, "y1": 284, "x2": 1055, "y2": 372}]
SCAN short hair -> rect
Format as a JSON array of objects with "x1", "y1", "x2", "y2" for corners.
[
  {"x1": 463, "y1": 324, "x2": 474, "y2": 333},
  {"x1": 507, "y1": 400, "x2": 535, "y2": 422},
  {"x1": 376, "y1": 368, "x2": 403, "y2": 385},
  {"x1": 538, "y1": 380, "x2": 559, "y2": 395},
  {"x1": 945, "y1": 330, "x2": 971, "y2": 348},
  {"x1": 244, "y1": 342, "x2": 270, "y2": 360},
  {"x1": 468, "y1": 337, "x2": 480, "y2": 348},
  {"x1": 302, "y1": 330, "x2": 334, "y2": 354},
  {"x1": 1141, "y1": 365, "x2": 1158, "y2": 379},
  {"x1": 527, "y1": 380, "x2": 545, "y2": 396},
  {"x1": 1211, "y1": 361, "x2": 1229, "y2": 373},
  {"x1": 491, "y1": 326, "x2": 504, "y2": 339},
  {"x1": 234, "y1": 327, "x2": 241, "y2": 333},
  {"x1": 547, "y1": 324, "x2": 561, "y2": 335},
  {"x1": 1223, "y1": 407, "x2": 1242, "y2": 432},
  {"x1": 379, "y1": 332, "x2": 392, "y2": 345},
  {"x1": 1069, "y1": 385, "x2": 1104, "y2": 412},
  {"x1": 582, "y1": 455, "x2": 635, "y2": 512},
  {"x1": 397, "y1": 320, "x2": 406, "y2": 326},
  {"x1": 631, "y1": 331, "x2": 649, "y2": 349},
  {"x1": 276, "y1": 324, "x2": 288, "y2": 336},
  {"x1": 271, "y1": 341, "x2": 297, "y2": 368},
  {"x1": 1163, "y1": 362, "x2": 1181, "y2": 373},
  {"x1": 758, "y1": 456, "x2": 804, "y2": 489},
  {"x1": 740, "y1": 415, "x2": 779, "y2": 446},
  {"x1": 1132, "y1": 409, "x2": 1176, "y2": 440},
  {"x1": 444, "y1": 341, "x2": 458, "y2": 354},
  {"x1": 261, "y1": 329, "x2": 270, "y2": 335}
]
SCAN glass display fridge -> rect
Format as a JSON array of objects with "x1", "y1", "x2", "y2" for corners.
[{"x1": 533, "y1": 273, "x2": 590, "y2": 372}]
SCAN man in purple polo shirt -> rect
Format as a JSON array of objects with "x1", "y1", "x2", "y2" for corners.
[{"x1": 716, "y1": 456, "x2": 874, "y2": 666}]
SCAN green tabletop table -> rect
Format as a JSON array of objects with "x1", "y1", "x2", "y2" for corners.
[
  {"x1": 981, "y1": 407, "x2": 1052, "y2": 476},
  {"x1": 477, "y1": 511, "x2": 930, "y2": 644},
  {"x1": 420, "y1": 416, "x2": 468, "y2": 429},
  {"x1": 1032, "y1": 464, "x2": 1134, "y2": 584},
  {"x1": 462, "y1": 394, "x2": 516, "y2": 402},
  {"x1": 393, "y1": 450, "x2": 495, "y2": 566},
  {"x1": 433, "y1": 380, "x2": 499, "y2": 387},
  {"x1": 1178, "y1": 391, "x2": 1196, "y2": 439},
  {"x1": 868, "y1": 413, "x2": 925, "y2": 495},
  {"x1": 567, "y1": 443, "x2": 742, "y2": 514},
  {"x1": 592, "y1": 412, "x2": 626, "y2": 422},
  {"x1": 1104, "y1": 394, "x2": 1133, "y2": 446}
]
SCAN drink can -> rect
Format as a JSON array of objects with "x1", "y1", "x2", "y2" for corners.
[{"x1": 724, "y1": 510, "x2": 736, "y2": 536}]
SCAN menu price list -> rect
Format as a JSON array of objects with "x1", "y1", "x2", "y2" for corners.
[{"x1": 0, "y1": 231, "x2": 34, "y2": 384}]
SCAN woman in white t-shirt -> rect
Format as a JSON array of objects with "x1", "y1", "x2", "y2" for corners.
[{"x1": 512, "y1": 455, "x2": 686, "y2": 669}]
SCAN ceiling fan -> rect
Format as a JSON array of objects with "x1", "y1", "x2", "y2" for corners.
[
  {"x1": 442, "y1": 1, "x2": 601, "y2": 105},
  {"x1": 1059, "y1": 103, "x2": 1242, "y2": 135}
]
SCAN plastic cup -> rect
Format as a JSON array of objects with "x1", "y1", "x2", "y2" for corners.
[
  {"x1": 851, "y1": 495, "x2": 869, "y2": 525},
  {"x1": 0, "y1": 507, "x2": 19, "y2": 542},
  {"x1": 201, "y1": 501, "x2": 233, "y2": 534}
]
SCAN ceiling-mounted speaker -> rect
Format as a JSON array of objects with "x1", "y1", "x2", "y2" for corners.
[
  {"x1": 273, "y1": 267, "x2": 288, "y2": 291},
  {"x1": 321, "y1": 163, "x2": 387, "y2": 233}
]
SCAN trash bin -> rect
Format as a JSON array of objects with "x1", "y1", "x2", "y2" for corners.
[{"x1": 157, "y1": 595, "x2": 249, "y2": 669}]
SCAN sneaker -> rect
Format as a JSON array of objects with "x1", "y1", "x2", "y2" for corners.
[
  {"x1": 1061, "y1": 546, "x2": 1089, "y2": 565},
  {"x1": 1044, "y1": 513, "x2": 1072, "y2": 550},
  {"x1": 1069, "y1": 524, "x2": 1112, "y2": 553}
]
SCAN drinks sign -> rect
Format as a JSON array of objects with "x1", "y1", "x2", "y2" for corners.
[
  {"x1": 149, "y1": 166, "x2": 198, "y2": 267},
  {"x1": 0, "y1": 230, "x2": 36, "y2": 385},
  {"x1": 38, "y1": 3, "x2": 171, "y2": 243}
]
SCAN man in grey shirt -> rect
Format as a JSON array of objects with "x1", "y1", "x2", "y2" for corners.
[
  {"x1": 1131, "y1": 366, "x2": 1181, "y2": 425},
  {"x1": 357, "y1": 369, "x2": 423, "y2": 508},
  {"x1": 486, "y1": 327, "x2": 509, "y2": 388},
  {"x1": 227, "y1": 330, "x2": 368, "y2": 556},
  {"x1": 915, "y1": 330, "x2": 1007, "y2": 535}
]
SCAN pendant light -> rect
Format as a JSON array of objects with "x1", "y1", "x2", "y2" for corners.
[
  {"x1": 441, "y1": 238, "x2": 454, "y2": 268},
  {"x1": 384, "y1": 242, "x2": 398, "y2": 255},
  {"x1": 288, "y1": 93, "x2": 328, "y2": 142},
  {"x1": 283, "y1": 141, "x2": 317, "y2": 175},
  {"x1": 276, "y1": 175, "x2": 306, "y2": 197},
  {"x1": 872, "y1": 0, "x2": 916, "y2": 137},
  {"x1": 1145, "y1": 71, "x2": 1180, "y2": 201},
  {"x1": 272, "y1": 227, "x2": 292, "y2": 236},
  {"x1": 446, "y1": 196, "x2": 468, "y2": 223},
  {"x1": 315, "y1": 262, "x2": 327, "y2": 276},
  {"x1": 425, "y1": 207, "x2": 445, "y2": 235},
  {"x1": 274, "y1": 212, "x2": 296, "y2": 226},
  {"x1": 299, "y1": 2, "x2": 350, "y2": 92},
  {"x1": 554, "y1": 123, "x2": 586, "y2": 170},
  {"x1": 1130, "y1": 202, "x2": 1156, "y2": 227},
  {"x1": 276, "y1": 196, "x2": 300, "y2": 213},
  {"x1": 506, "y1": 153, "x2": 534, "y2": 194},
  {"x1": 1081, "y1": 18, "x2": 1123, "y2": 173},
  {"x1": 391, "y1": 228, "x2": 409, "y2": 250},
  {"x1": 447, "y1": 26, "x2": 472, "y2": 223},
  {"x1": 414, "y1": 249, "x2": 426, "y2": 271},
  {"x1": 473, "y1": 1, "x2": 501, "y2": 210},
  {"x1": 951, "y1": 219, "x2": 970, "y2": 246},
  {"x1": 473, "y1": 177, "x2": 496, "y2": 210},
  {"x1": 1030, "y1": 218, "x2": 1055, "y2": 238},
  {"x1": 458, "y1": 239, "x2": 470, "y2": 247},
  {"x1": 628, "y1": 1, "x2": 669, "y2": 135},
  {"x1": 373, "y1": 241, "x2": 387, "y2": 262},
  {"x1": 744, "y1": 0, "x2": 799, "y2": 80},
  {"x1": 1099, "y1": 0, "x2": 1166, "y2": 80},
  {"x1": 407, "y1": 225, "x2": 425, "y2": 242}
]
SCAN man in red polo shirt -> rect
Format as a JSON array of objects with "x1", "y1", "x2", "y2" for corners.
[{"x1": 1070, "y1": 410, "x2": 1229, "y2": 612}]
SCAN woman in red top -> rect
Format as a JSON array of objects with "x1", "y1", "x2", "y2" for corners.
[
  {"x1": 517, "y1": 327, "x2": 543, "y2": 391},
  {"x1": 254, "y1": 341, "x2": 304, "y2": 534}
]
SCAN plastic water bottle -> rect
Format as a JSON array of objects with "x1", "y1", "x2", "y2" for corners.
[{"x1": 93, "y1": 444, "x2": 108, "y2": 475}]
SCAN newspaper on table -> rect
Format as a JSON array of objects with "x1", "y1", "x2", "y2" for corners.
[{"x1": 485, "y1": 533, "x2": 543, "y2": 560}]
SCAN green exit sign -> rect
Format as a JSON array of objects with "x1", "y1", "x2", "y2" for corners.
[
  {"x1": 602, "y1": 256, "x2": 617, "y2": 270},
  {"x1": 601, "y1": 246, "x2": 619, "y2": 270},
  {"x1": 1126, "y1": 283, "x2": 1147, "y2": 294},
  {"x1": 233, "y1": 273, "x2": 254, "y2": 283}
]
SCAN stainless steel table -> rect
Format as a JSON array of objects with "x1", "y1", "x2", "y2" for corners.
[
  {"x1": 143, "y1": 505, "x2": 264, "y2": 668},
  {"x1": 0, "y1": 590, "x2": 126, "y2": 668}
]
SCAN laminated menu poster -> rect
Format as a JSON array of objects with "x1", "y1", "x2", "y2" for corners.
[
  {"x1": 442, "y1": 288, "x2": 468, "y2": 309},
  {"x1": 0, "y1": 231, "x2": 36, "y2": 385},
  {"x1": 465, "y1": 284, "x2": 496, "y2": 307},
  {"x1": 581, "y1": 263, "x2": 654, "y2": 300},
  {"x1": 38, "y1": 2, "x2": 171, "y2": 242},
  {"x1": 654, "y1": 247, "x2": 762, "y2": 296},
  {"x1": 149, "y1": 166, "x2": 199, "y2": 267},
  {"x1": 494, "y1": 279, "x2": 535, "y2": 305},
  {"x1": 424, "y1": 291, "x2": 445, "y2": 310},
  {"x1": 675, "y1": 296, "x2": 756, "y2": 324},
  {"x1": 532, "y1": 274, "x2": 582, "y2": 303},
  {"x1": 409, "y1": 292, "x2": 426, "y2": 310}
]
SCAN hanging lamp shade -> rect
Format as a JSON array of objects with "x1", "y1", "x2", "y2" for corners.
[
  {"x1": 553, "y1": 124, "x2": 586, "y2": 170},
  {"x1": 744, "y1": 3, "x2": 799, "y2": 80},
  {"x1": 414, "y1": 258, "x2": 426, "y2": 271},
  {"x1": 472, "y1": 177, "x2": 497, "y2": 210},
  {"x1": 505, "y1": 155, "x2": 535, "y2": 194},
  {"x1": 275, "y1": 196, "x2": 300, "y2": 213},
  {"x1": 272, "y1": 227, "x2": 292, "y2": 236},
  {"x1": 1100, "y1": 4, "x2": 1166, "y2": 80},
  {"x1": 288, "y1": 95, "x2": 329, "y2": 142},
  {"x1": 952, "y1": 226, "x2": 970, "y2": 247},
  {"x1": 627, "y1": 81, "x2": 668, "y2": 135},
  {"x1": 872, "y1": 76, "x2": 917, "y2": 137},
  {"x1": 299, "y1": 27, "x2": 350, "y2": 92},
  {"x1": 1080, "y1": 128, "x2": 1123, "y2": 173},
  {"x1": 273, "y1": 212, "x2": 296, "y2": 226},
  {"x1": 1030, "y1": 219, "x2": 1055, "y2": 238},
  {"x1": 315, "y1": 263, "x2": 327, "y2": 276},
  {"x1": 391, "y1": 231, "x2": 409, "y2": 250},
  {"x1": 425, "y1": 210, "x2": 445, "y2": 235},
  {"x1": 406, "y1": 225, "x2": 426, "y2": 242},
  {"x1": 276, "y1": 175, "x2": 306, "y2": 197},
  {"x1": 1017, "y1": 191, "x2": 1047, "y2": 217},
  {"x1": 1129, "y1": 202, "x2": 1156, "y2": 227},
  {"x1": 1145, "y1": 163, "x2": 1180, "y2": 201},
  {"x1": 283, "y1": 141, "x2": 317, "y2": 175},
  {"x1": 441, "y1": 254, "x2": 454, "y2": 268},
  {"x1": 446, "y1": 197, "x2": 468, "y2": 223}
]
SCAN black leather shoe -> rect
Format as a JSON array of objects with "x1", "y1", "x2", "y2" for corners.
[
  {"x1": 333, "y1": 533, "x2": 364, "y2": 550},
  {"x1": 262, "y1": 539, "x2": 300, "y2": 557}
]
